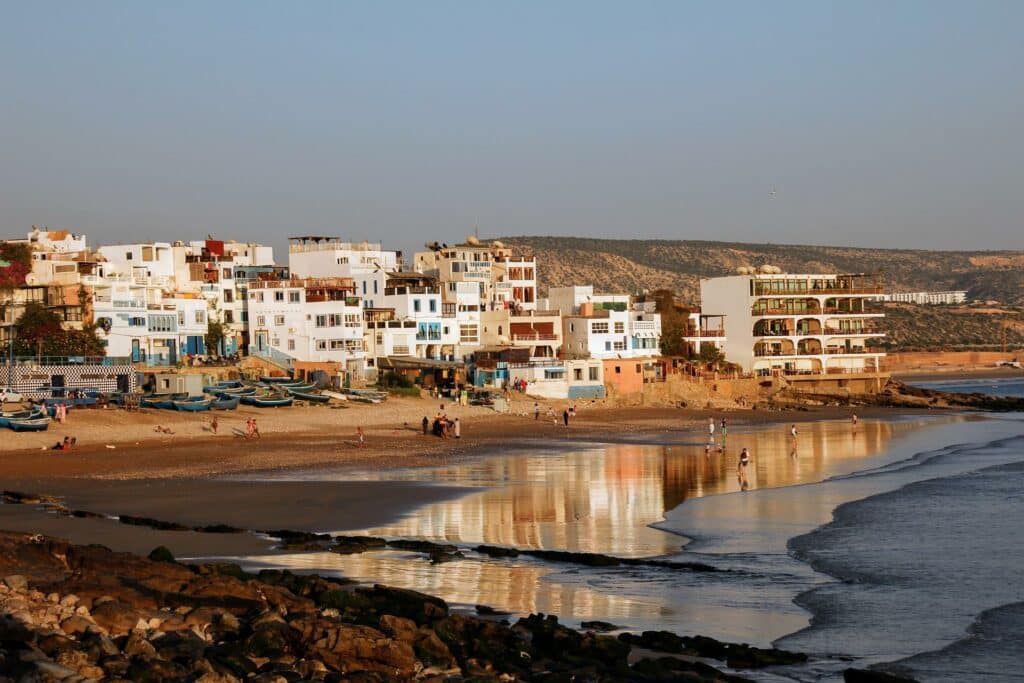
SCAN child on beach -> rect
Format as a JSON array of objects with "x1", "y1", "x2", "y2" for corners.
[
  {"x1": 210, "y1": 416, "x2": 218, "y2": 435},
  {"x1": 356, "y1": 426, "x2": 366, "y2": 448}
]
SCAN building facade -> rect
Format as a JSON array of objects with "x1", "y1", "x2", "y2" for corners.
[{"x1": 700, "y1": 272, "x2": 886, "y2": 376}]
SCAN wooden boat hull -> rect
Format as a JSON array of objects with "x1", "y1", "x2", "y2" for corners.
[
  {"x1": 287, "y1": 390, "x2": 330, "y2": 403},
  {"x1": 260, "y1": 376, "x2": 293, "y2": 384},
  {"x1": 279, "y1": 383, "x2": 315, "y2": 392},
  {"x1": 241, "y1": 396, "x2": 294, "y2": 407},
  {"x1": 173, "y1": 399, "x2": 213, "y2": 412},
  {"x1": 9, "y1": 417, "x2": 50, "y2": 432},
  {"x1": 210, "y1": 397, "x2": 240, "y2": 410}
]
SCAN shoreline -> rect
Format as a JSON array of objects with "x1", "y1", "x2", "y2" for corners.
[{"x1": 893, "y1": 367, "x2": 1024, "y2": 382}]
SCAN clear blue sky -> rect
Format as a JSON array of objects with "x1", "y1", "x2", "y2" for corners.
[{"x1": 2, "y1": 1, "x2": 1021, "y2": 256}]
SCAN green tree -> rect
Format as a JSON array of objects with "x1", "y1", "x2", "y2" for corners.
[
  {"x1": 205, "y1": 318, "x2": 226, "y2": 355},
  {"x1": 13, "y1": 302, "x2": 105, "y2": 357},
  {"x1": 698, "y1": 342, "x2": 726, "y2": 367}
]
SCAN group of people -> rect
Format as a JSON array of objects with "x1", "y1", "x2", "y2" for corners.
[
  {"x1": 424, "y1": 409, "x2": 460, "y2": 439},
  {"x1": 533, "y1": 402, "x2": 577, "y2": 427}
]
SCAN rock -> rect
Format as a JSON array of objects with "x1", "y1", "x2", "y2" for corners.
[
  {"x1": 580, "y1": 621, "x2": 621, "y2": 632},
  {"x1": 354, "y1": 585, "x2": 449, "y2": 625},
  {"x1": 474, "y1": 545, "x2": 520, "y2": 558},
  {"x1": 123, "y1": 632, "x2": 157, "y2": 659},
  {"x1": 34, "y1": 659, "x2": 79, "y2": 679},
  {"x1": 631, "y1": 656, "x2": 751, "y2": 682},
  {"x1": 844, "y1": 669, "x2": 920, "y2": 683},
  {"x1": 331, "y1": 536, "x2": 387, "y2": 555},
  {"x1": 3, "y1": 575, "x2": 28, "y2": 591},
  {"x1": 37, "y1": 634, "x2": 78, "y2": 657},
  {"x1": 91, "y1": 601, "x2": 144, "y2": 636},
  {"x1": 378, "y1": 615, "x2": 418, "y2": 642},
  {"x1": 147, "y1": 546, "x2": 176, "y2": 563},
  {"x1": 60, "y1": 616, "x2": 97, "y2": 637},
  {"x1": 194, "y1": 672, "x2": 241, "y2": 683}
]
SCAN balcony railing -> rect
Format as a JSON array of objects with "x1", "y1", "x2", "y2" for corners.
[
  {"x1": 385, "y1": 286, "x2": 438, "y2": 296},
  {"x1": 9, "y1": 355, "x2": 133, "y2": 366},
  {"x1": 511, "y1": 333, "x2": 559, "y2": 342}
]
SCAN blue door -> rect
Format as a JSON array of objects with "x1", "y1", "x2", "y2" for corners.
[{"x1": 131, "y1": 339, "x2": 141, "y2": 363}]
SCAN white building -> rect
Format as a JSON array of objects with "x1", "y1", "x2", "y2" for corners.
[
  {"x1": 700, "y1": 272, "x2": 886, "y2": 376},
  {"x1": 414, "y1": 239, "x2": 538, "y2": 311},
  {"x1": 882, "y1": 290, "x2": 968, "y2": 305},
  {"x1": 287, "y1": 236, "x2": 401, "y2": 309},
  {"x1": 246, "y1": 277, "x2": 365, "y2": 373},
  {"x1": 549, "y1": 286, "x2": 661, "y2": 360}
]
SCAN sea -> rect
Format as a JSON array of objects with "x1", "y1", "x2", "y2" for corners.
[{"x1": 226, "y1": 377, "x2": 1024, "y2": 682}]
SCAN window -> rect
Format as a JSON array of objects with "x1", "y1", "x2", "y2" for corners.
[
  {"x1": 636, "y1": 364, "x2": 642, "y2": 373},
  {"x1": 614, "y1": 322, "x2": 625, "y2": 334},
  {"x1": 129, "y1": 316, "x2": 145, "y2": 327},
  {"x1": 195, "y1": 310, "x2": 205, "y2": 324},
  {"x1": 274, "y1": 291, "x2": 285, "y2": 302},
  {"x1": 272, "y1": 338, "x2": 280, "y2": 347},
  {"x1": 613, "y1": 340, "x2": 626, "y2": 351},
  {"x1": 413, "y1": 299, "x2": 421, "y2": 313},
  {"x1": 177, "y1": 311, "x2": 185, "y2": 326},
  {"x1": 569, "y1": 323, "x2": 574, "y2": 333},
  {"x1": 375, "y1": 332, "x2": 383, "y2": 345},
  {"x1": 274, "y1": 315, "x2": 285, "y2": 325},
  {"x1": 315, "y1": 315, "x2": 327, "y2": 327},
  {"x1": 592, "y1": 322, "x2": 609, "y2": 334},
  {"x1": 222, "y1": 268, "x2": 232, "y2": 280},
  {"x1": 223, "y1": 311, "x2": 234, "y2": 324},
  {"x1": 459, "y1": 325, "x2": 478, "y2": 343},
  {"x1": 345, "y1": 314, "x2": 361, "y2": 327},
  {"x1": 429, "y1": 299, "x2": 437, "y2": 313},
  {"x1": 330, "y1": 340, "x2": 345, "y2": 350},
  {"x1": 223, "y1": 290, "x2": 233, "y2": 303},
  {"x1": 605, "y1": 341, "x2": 611, "y2": 351},
  {"x1": 329, "y1": 314, "x2": 343, "y2": 326},
  {"x1": 287, "y1": 339, "x2": 295, "y2": 351},
  {"x1": 316, "y1": 340, "x2": 327, "y2": 350},
  {"x1": 362, "y1": 281, "x2": 367, "y2": 294},
  {"x1": 589, "y1": 366, "x2": 599, "y2": 381},
  {"x1": 148, "y1": 315, "x2": 175, "y2": 332},
  {"x1": 125, "y1": 252, "x2": 133, "y2": 260},
  {"x1": 241, "y1": 312, "x2": 248, "y2": 323},
  {"x1": 615, "y1": 366, "x2": 621, "y2": 374},
  {"x1": 289, "y1": 291, "x2": 301, "y2": 303},
  {"x1": 574, "y1": 368, "x2": 583, "y2": 381},
  {"x1": 257, "y1": 315, "x2": 266, "y2": 327}
]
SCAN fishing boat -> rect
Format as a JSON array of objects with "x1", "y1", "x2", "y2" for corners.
[
  {"x1": 278, "y1": 382, "x2": 315, "y2": 392},
  {"x1": 140, "y1": 396, "x2": 175, "y2": 409},
  {"x1": 260, "y1": 376, "x2": 293, "y2": 384},
  {"x1": 341, "y1": 388, "x2": 389, "y2": 404},
  {"x1": 0, "y1": 409, "x2": 35, "y2": 428},
  {"x1": 240, "y1": 395, "x2": 293, "y2": 407},
  {"x1": 217, "y1": 387, "x2": 256, "y2": 396},
  {"x1": 210, "y1": 396, "x2": 240, "y2": 410},
  {"x1": 8, "y1": 416, "x2": 51, "y2": 432},
  {"x1": 286, "y1": 390, "x2": 330, "y2": 403},
  {"x1": 173, "y1": 398, "x2": 213, "y2": 412}
]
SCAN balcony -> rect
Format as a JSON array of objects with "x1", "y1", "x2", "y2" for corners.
[
  {"x1": 385, "y1": 286, "x2": 438, "y2": 296},
  {"x1": 511, "y1": 333, "x2": 559, "y2": 342},
  {"x1": 632, "y1": 320, "x2": 658, "y2": 331}
]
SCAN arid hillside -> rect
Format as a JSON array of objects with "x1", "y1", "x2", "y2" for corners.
[
  {"x1": 501, "y1": 236, "x2": 1024, "y2": 305},
  {"x1": 878, "y1": 303, "x2": 1024, "y2": 352}
]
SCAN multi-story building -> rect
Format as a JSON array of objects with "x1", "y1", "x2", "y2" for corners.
[
  {"x1": 246, "y1": 277, "x2": 365, "y2": 374},
  {"x1": 700, "y1": 271, "x2": 886, "y2": 378},
  {"x1": 414, "y1": 239, "x2": 538, "y2": 311},
  {"x1": 882, "y1": 290, "x2": 968, "y2": 305},
  {"x1": 547, "y1": 286, "x2": 661, "y2": 360},
  {"x1": 287, "y1": 236, "x2": 401, "y2": 309}
]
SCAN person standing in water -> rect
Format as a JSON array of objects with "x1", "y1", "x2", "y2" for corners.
[
  {"x1": 851, "y1": 413, "x2": 859, "y2": 431},
  {"x1": 737, "y1": 447, "x2": 751, "y2": 490},
  {"x1": 708, "y1": 417, "x2": 716, "y2": 444}
]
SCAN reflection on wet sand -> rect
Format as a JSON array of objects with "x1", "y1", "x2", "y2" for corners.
[
  {"x1": 341, "y1": 418, "x2": 931, "y2": 557},
  {"x1": 247, "y1": 417, "x2": 961, "y2": 636},
  {"x1": 241, "y1": 550, "x2": 665, "y2": 624}
]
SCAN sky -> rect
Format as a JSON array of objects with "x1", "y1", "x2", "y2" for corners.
[{"x1": 2, "y1": 1, "x2": 1022, "y2": 258}]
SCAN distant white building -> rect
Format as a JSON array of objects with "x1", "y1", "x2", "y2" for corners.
[
  {"x1": 700, "y1": 272, "x2": 886, "y2": 376},
  {"x1": 414, "y1": 239, "x2": 538, "y2": 311},
  {"x1": 287, "y1": 236, "x2": 401, "y2": 309},
  {"x1": 881, "y1": 290, "x2": 968, "y2": 305},
  {"x1": 547, "y1": 286, "x2": 661, "y2": 360}
]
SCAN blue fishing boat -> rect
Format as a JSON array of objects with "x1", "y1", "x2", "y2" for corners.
[
  {"x1": 277, "y1": 382, "x2": 315, "y2": 392},
  {"x1": 210, "y1": 396, "x2": 240, "y2": 410},
  {"x1": 287, "y1": 390, "x2": 330, "y2": 403},
  {"x1": 8, "y1": 416, "x2": 51, "y2": 432},
  {"x1": 217, "y1": 387, "x2": 256, "y2": 396},
  {"x1": 173, "y1": 398, "x2": 213, "y2": 411},
  {"x1": 140, "y1": 396, "x2": 176, "y2": 409},
  {"x1": 259, "y1": 376, "x2": 293, "y2": 384},
  {"x1": 241, "y1": 395, "x2": 293, "y2": 407},
  {"x1": 0, "y1": 410, "x2": 34, "y2": 428}
]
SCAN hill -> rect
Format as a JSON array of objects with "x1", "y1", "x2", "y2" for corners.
[{"x1": 498, "y1": 236, "x2": 1024, "y2": 305}]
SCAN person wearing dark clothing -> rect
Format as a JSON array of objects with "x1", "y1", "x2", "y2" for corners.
[
  {"x1": 422, "y1": 416, "x2": 429, "y2": 435},
  {"x1": 563, "y1": 409, "x2": 570, "y2": 427}
]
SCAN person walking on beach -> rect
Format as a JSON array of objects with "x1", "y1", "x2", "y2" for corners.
[
  {"x1": 720, "y1": 418, "x2": 728, "y2": 442},
  {"x1": 453, "y1": 418, "x2": 461, "y2": 439},
  {"x1": 790, "y1": 424, "x2": 799, "y2": 456},
  {"x1": 562, "y1": 408, "x2": 570, "y2": 427},
  {"x1": 708, "y1": 417, "x2": 716, "y2": 444},
  {"x1": 210, "y1": 415, "x2": 219, "y2": 435},
  {"x1": 851, "y1": 413, "x2": 859, "y2": 431},
  {"x1": 534, "y1": 402, "x2": 540, "y2": 421},
  {"x1": 422, "y1": 416, "x2": 429, "y2": 435},
  {"x1": 737, "y1": 448, "x2": 751, "y2": 490},
  {"x1": 356, "y1": 426, "x2": 366, "y2": 448}
]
